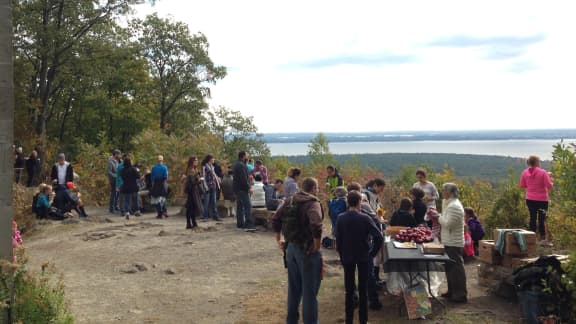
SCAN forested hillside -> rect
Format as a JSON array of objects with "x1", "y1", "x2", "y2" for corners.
[{"x1": 279, "y1": 153, "x2": 547, "y2": 182}]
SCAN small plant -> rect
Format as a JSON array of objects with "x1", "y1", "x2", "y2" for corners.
[
  {"x1": 1, "y1": 253, "x2": 74, "y2": 323},
  {"x1": 562, "y1": 254, "x2": 576, "y2": 321}
]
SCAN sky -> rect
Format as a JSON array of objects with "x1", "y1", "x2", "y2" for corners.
[{"x1": 136, "y1": 0, "x2": 576, "y2": 133}]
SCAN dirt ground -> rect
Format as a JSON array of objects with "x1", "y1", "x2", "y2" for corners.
[{"x1": 25, "y1": 207, "x2": 521, "y2": 324}]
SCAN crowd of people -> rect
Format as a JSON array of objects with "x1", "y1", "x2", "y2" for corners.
[{"x1": 19, "y1": 146, "x2": 552, "y2": 323}]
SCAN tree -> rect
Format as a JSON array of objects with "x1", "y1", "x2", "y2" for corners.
[
  {"x1": 131, "y1": 14, "x2": 226, "y2": 132},
  {"x1": 13, "y1": 0, "x2": 148, "y2": 138},
  {"x1": 307, "y1": 133, "x2": 335, "y2": 166},
  {"x1": 207, "y1": 106, "x2": 270, "y2": 162},
  {"x1": 0, "y1": 0, "x2": 14, "y2": 262}
]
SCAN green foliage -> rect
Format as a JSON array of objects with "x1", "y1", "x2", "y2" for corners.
[
  {"x1": 484, "y1": 170, "x2": 528, "y2": 237},
  {"x1": 561, "y1": 253, "x2": 576, "y2": 321},
  {"x1": 1, "y1": 257, "x2": 73, "y2": 324},
  {"x1": 131, "y1": 13, "x2": 226, "y2": 131},
  {"x1": 207, "y1": 106, "x2": 270, "y2": 162},
  {"x1": 307, "y1": 133, "x2": 335, "y2": 167},
  {"x1": 549, "y1": 141, "x2": 576, "y2": 248}
]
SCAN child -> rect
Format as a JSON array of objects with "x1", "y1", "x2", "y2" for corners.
[
  {"x1": 328, "y1": 186, "x2": 348, "y2": 236},
  {"x1": 426, "y1": 208, "x2": 441, "y2": 241},
  {"x1": 34, "y1": 183, "x2": 52, "y2": 219},
  {"x1": 465, "y1": 207, "x2": 485, "y2": 256},
  {"x1": 390, "y1": 198, "x2": 417, "y2": 227}
]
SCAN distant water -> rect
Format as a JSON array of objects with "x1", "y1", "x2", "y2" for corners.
[{"x1": 268, "y1": 139, "x2": 576, "y2": 160}]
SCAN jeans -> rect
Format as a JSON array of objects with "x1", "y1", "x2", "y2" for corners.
[
  {"x1": 203, "y1": 188, "x2": 220, "y2": 220},
  {"x1": 235, "y1": 190, "x2": 253, "y2": 228},
  {"x1": 367, "y1": 257, "x2": 379, "y2": 304},
  {"x1": 343, "y1": 262, "x2": 369, "y2": 324},
  {"x1": 123, "y1": 192, "x2": 138, "y2": 215},
  {"x1": 109, "y1": 180, "x2": 119, "y2": 212},
  {"x1": 286, "y1": 243, "x2": 322, "y2": 324},
  {"x1": 526, "y1": 199, "x2": 548, "y2": 238}
]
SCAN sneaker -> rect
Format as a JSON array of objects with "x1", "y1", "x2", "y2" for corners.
[
  {"x1": 134, "y1": 212, "x2": 141, "y2": 217},
  {"x1": 124, "y1": 213, "x2": 130, "y2": 220},
  {"x1": 244, "y1": 227, "x2": 257, "y2": 232}
]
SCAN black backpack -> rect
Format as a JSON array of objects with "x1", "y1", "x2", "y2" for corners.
[{"x1": 281, "y1": 197, "x2": 312, "y2": 250}]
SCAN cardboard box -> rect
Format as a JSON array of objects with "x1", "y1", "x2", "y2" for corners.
[
  {"x1": 386, "y1": 226, "x2": 409, "y2": 237},
  {"x1": 422, "y1": 242, "x2": 444, "y2": 254},
  {"x1": 494, "y1": 229, "x2": 537, "y2": 256},
  {"x1": 479, "y1": 240, "x2": 502, "y2": 265}
]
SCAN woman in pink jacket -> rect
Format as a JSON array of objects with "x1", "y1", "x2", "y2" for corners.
[{"x1": 519, "y1": 155, "x2": 553, "y2": 243}]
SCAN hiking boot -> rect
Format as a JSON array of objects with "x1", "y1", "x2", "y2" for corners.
[{"x1": 134, "y1": 212, "x2": 141, "y2": 217}]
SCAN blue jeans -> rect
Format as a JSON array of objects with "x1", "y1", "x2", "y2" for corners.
[
  {"x1": 203, "y1": 188, "x2": 220, "y2": 220},
  {"x1": 123, "y1": 192, "x2": 138, "y2": 215},
  {"x1": 109, "y1": 180, "x2": 118, "y2": 212},
  {"x1": 286, "y1": 243, "x2": 322, "y2": 324},
  {"x1": 235, "y1": 190, "x2": 253, "y2": 228}
]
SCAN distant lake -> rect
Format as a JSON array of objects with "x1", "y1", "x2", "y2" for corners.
[{"x1": 268, "y1": 139, "x2": 576, "y2": 160}]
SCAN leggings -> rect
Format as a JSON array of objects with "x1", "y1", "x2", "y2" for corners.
[{"x1": 526, "y1": 200, "x2": 548, "y2": 238}]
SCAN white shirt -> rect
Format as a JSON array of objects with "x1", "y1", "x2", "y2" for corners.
[
  {"x1": 57, "y1": 162, "x2": 68, "y2": 185},
  {"x1": 412, "y1": 181, "x2": 439, "y2": 209}
]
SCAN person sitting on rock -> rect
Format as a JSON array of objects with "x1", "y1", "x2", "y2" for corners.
[
  {"x1": 52, "y1": 181, "x2": 87, "y2": 218},
  {"x1": 34, "y1": 183, "x2": 53, "y2": 219}
]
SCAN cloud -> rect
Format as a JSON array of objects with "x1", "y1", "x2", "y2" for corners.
[
  {"x1": 506, "y1": 61, "x2": 538, "y2": 73},
  {"x1": 283, "y1": 52, "x2": 417, "y2": 69},
  {"x1": 428, "y1": 34, "x2": 546, "y2": 48},
  {"x1": 484, "y1": 47, "x2": 526, "y2": 60}
]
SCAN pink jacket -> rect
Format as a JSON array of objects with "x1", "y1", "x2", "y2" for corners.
[{"x1": 519, "y1": 167, "x2": 553, "y2": 201}]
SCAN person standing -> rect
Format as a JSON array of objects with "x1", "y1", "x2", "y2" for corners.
[
  {"x1": 251, "y1": 160, "x2": 269, "y2": 185},
  {"x1": 412, "y1": 169, "x2": 439, "y2": 210},
  {"x1": 272, "y1": 177, "x2": 324, "y2": 324},
  {"x1": 25, "y1": 150, "x2": 41, "y2": 187},
  {"x1": 233, "y1": 151, "x2": 255, "y2": 230},
  {"x1": 519, "y1": 155, "x2": 553, "y2": 245},
  {"x1": 326, "y1": 165, "x2": 344, "y2": 199},
  {"x1": 336, "y1": 190, "x2": 384, "y2": 324},
  {"x1": 201, "y1": 154, "x2": 221, "y2": 221},
  {"x1": 183, "y1": 156, "x2": 204, "y2": 228},
  {"x1": 150, "y1": 155, "x2": 169, "y2": 218},
  {"x1": 120, "y1": 157, "x2": 140, "y2": 220},
  {"x1": 410, "y1": 187, "x2": 427, "y2": 225},
  {"x1": 438, "y1": 182, "x2": 467, "y2": 303},
  {"x1": 107, "y1": 149, "x2": 121, "y2": 213},
  {"x1": 14, "y1": 146, "x2": 25, "y2": 184},
  {"x1": 284, "y1": 167, "x2": 302, "y2": 200},
  {"x1": 50, "y1": 153, "x2": 74, "y2": 190}
]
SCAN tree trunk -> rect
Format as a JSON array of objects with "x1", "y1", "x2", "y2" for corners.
[
  {"x1": 0, "y1": 0, "x2": 15, "y2": 322},
  {"x1": 0, "y1": 0, "x2": 14, "y2": 260}
]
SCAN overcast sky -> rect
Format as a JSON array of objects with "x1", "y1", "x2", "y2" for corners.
[{"x1": 136, "y1": 0, "x2": 576, "y2": 133}]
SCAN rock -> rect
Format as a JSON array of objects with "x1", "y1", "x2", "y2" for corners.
[
  {"x1": 105, "y1": 218, "x2": 115, "y2": 223},
  {"x1": 134, "y1": 262, "x2": 149, "y2": 272},
  {"x1": 183, "y1": 241, "x2": 195, "y2": 245},
  {"x1": 62, "y1": 218, "x2": 80, "y2": 225},
  {"x1": 164, "y1": 268, "x2": 176, "y2": 275},
  {"x1": 158, "y1": 230, "x2": 169, "y2": 236},
  {"x1": 120, "y1": 265, "x2": 138, "y2": 274}
]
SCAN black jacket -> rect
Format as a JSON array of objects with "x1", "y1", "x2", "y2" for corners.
[
  {"x1": 413, "y1": 198, "x2": 427, "y2": 225},
  {"x1": 232, "y1": 160, "x2": 250, "y2": 192},
  {"x1": 336, "y1": 210, "x2": 384, "y2": 264},
  {"x1": 50, "y1": 163, "x2": 74, "y2": 185},
  {"x1": 390, "y1": 209, "x2": 417, "y2": 227},
  {"x1": 121, "y1": 167, "x2": 141, "y2": 193}
]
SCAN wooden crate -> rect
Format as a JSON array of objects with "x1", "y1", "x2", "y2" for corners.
[
  {"x1": 494, "y1": 229, "x2": 537, "y2": 256},
  {"x1": 479, "y1": 240, "x2": 502, "y2": 265}
]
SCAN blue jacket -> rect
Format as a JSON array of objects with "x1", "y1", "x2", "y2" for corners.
[{"x1": 151, "y1": 163, "x2": 168, "y2": 181}]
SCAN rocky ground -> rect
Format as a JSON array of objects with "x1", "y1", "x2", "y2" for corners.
[{"x1": 24, "y1": 207, "x2": 521, "y2": 323}]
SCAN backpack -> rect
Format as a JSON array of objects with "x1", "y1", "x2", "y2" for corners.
[
  {"x1": 281, "y1": 197, "x2": 312, "y2": 250},
  {"x1": 32, "y1": 193, "x2": 39, "y2": 213},
  {"x1": 468, "y1": 217, "x2": 485, "y2": 241}
]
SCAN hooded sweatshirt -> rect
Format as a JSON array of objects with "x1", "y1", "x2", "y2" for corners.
[{"x1": 520, "y1": 167, "x2": 553, "y2": 202}]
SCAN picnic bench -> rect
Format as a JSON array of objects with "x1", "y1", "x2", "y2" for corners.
[{"x1": 252, "y1": 207, "x2": 275, "y2": 229}]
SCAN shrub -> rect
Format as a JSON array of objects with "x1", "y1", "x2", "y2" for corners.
[
  {"x1": 484, "y1": 171, "x2": 528, "y2": 238},
  {"x1": 1, "y1": 253, "x2": 73, "y2": 324}
]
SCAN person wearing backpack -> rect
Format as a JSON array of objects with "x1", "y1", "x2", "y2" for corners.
[
  {"x1": 272, "y1": 177, "x2": 324, "y2": 324},
  {"x1": 465, "y1": 207, "x2": 484, "y2": 256}
]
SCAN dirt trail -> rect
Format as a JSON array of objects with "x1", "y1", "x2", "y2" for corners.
[
  {"x1": 25, "y1": 208, "x2": 520, "y2": 323},
  {"x1": 25, "y1": 208, "x2": 285, "y2": 324}
]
